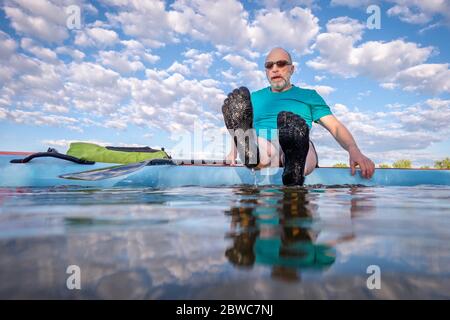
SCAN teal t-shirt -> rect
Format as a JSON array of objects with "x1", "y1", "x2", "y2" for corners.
[{"x1": 251, "y1": 85, "x2": 332, "y2": 140}]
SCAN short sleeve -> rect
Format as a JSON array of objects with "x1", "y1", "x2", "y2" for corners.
[{"x1": 309, "y1": 90, "x2": 332, "y2": 123}]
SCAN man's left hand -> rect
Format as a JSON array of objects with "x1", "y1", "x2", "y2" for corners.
[{"x1": 349, "y1": 148, "x2": 375, "y2": 179}]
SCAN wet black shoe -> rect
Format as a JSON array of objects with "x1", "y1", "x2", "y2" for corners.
[
  {"x1": 277, "y1": 111, "x2": 310, "y2": 186},
  {"x1": 222, "y1": 87, "x2": 259, "y2": 168}
]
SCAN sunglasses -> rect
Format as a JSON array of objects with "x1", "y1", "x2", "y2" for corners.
[{"x1": 264, "y1": 60, "x2": 292, "y2": 69}]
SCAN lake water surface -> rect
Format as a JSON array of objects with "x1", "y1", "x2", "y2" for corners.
[{"x1": 0, "y1": 185, "x2": 449, "y2": 299}]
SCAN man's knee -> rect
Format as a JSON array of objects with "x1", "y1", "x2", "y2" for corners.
[
  {"x1": 256, "y1": 137, "x2": 279, "y2": 167},
  {"x1": 304, "y1": 144, "x2": 318, "y2": 176}
]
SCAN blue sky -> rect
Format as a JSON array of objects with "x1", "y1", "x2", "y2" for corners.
[{"x1": 0, "y1": 0, "x2": 449, "y2": 166}]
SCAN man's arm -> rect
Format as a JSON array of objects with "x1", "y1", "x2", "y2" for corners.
[{"x1": 317, "y1": 115, "x2": 375, "y2": 179}]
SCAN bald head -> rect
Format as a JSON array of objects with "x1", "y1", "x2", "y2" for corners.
[
  {"x1": 265, "y1": 47, "x2": 294, "y2": 92},
  {"x1": 266, "y1": 47, "x2": 292, "y2": 64}
]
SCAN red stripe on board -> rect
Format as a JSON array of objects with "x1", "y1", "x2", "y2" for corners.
[{"x1": 0, "y1": 151, "x2": 34, "y2": 155}]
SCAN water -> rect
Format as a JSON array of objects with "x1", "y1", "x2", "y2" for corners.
[{"x1": 0, "y1": 185, "x2": 449, "y2": 299}]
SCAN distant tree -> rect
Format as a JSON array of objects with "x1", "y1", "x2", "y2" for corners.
[
  {"x1": 392, "y1": 159, "x2": 412, "y2": 168},
  {"x1": 332, "y1": 163, "x2": 349, "y2": 168},
  {"x1": 420, "y1": 166, "x2": 430, "y2": 169},
  {"x1": 378, "y1": 164, "x2": 391, "y2": 168},
  {"x1": 434, "y1": 157, "x2": 450, "y2": 169}
]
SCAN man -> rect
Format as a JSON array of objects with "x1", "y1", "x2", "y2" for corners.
[{"x1": 222, "y1": 47, "x2": 375, "y2": 186}]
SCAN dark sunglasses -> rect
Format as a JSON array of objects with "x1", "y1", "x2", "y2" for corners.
[{"x1": 264, "y1": 60, "x2": 292, "y2": 69}]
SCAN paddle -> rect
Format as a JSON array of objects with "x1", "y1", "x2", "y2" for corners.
[{"x1": 59, "y1": 158, "x2": 232, "y2": 181}]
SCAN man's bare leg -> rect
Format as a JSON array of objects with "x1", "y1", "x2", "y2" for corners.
[
  {"x1": 283, "y1": 141, "x2": 317, "y2": 176},
  {"x1": 256, "y1": 137, "x2": 317, "y2": 176},
  {"x1": 277, "y1": 112, "x2": 310, "y2": 185},
  {"x1": 222, "y1": 87, "x2": 259, "y2": 168},
  {"x1": 255, "y1": 136, "x2": 280, "y2": 168}
]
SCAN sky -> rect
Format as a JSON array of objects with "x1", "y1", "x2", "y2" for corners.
[{"x1": 0, "y1": 0, "x2": 449, "y2": 167}]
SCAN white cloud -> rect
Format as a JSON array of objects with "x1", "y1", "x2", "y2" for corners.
[
  {"x1": 0, "y1": 107, "x2": 7, "y2": 119},
  {"x1": 10, "y1": 0, "x2": 68, "y2": 25},
  {"x1": 0, "y1": 46, "x2": 41, "y2": 87},
  {"x1": 98, "y1": 50, "x2": 144, "y2": 74},
  {"x1": 55, "y1": 46, "x2": 85, "y2": 61},
  {"x1": 357, "y1": 90, "x2": 372, "y2": 100},
  {"x1": 314, "y1": 75, "x2": 326, "y2": 82},
  {"x1": 222, "y1": 54, "x2": 266, "y2": 90},
  {"x1": 223, "y1": 54, "x2": 258, "y2": 71},
  {"x1": 68, "y1": 62, "x2": 120, "y2": 87},
  {"x1": 393, "y1": 64, "x2": 450, "y2": 94},
  {"x1": 166, "y1": 49, "x2": 214, "y2": 77},
  {"x1": 105, "y1": 0, "x2": 320, "y2": 57},
  {"x1": 74, "y1": 27, "x2": 119, "y2": 47},
  {"x1": 0, "y1": 52, "x2": 67, "y2": 109},
  {"x1": 393, "y1": 98, "x2": 450, "y2": 132},
  {"x1": 331, "y1": 0, "x2": 450, "y2": 25},
  {"x1": 0, "y1": 31, "x2": 18, "y2": 60},
  {"x1": 248, "y1": 7, "x2": 320, "y2": 54},
  {"x1": 20, "y1": 38, "x2": 58, "y2": 62},
  {"x1": 183, "y1": 49, "x2": 213, "y2": 77},
  {"x1": 418, "y1": 22, "x2": 442, "y2": 34},
  {"x1": 40, "y1": 139, "x2": 74, "y2": 149},
  {"x1": 426, "y1": 98, "x2": 450, "y2": 109},
  {"x1": 3, "y1": 1, "x2": 70, "y2": 43},
  {"x1": 0, "y1": 67, "x2": 14, "y2": 86},
  {"x1": 64, "y1": 62, "x2": 131, "y2": 115},
  {"x1": 380, "y1": 82, "x2": 398, "y2": 90},
  {"x1": 387, "y1": 0, "x2": 450, "y2": 25},
  {"x1": 300, "y1": 84, "x2": 336, "y2": 96},
  {"x1": 221, "y1": 69, "x2": 234, "y2": 81},
  {"x1": 83, "y1": 2, "x2": 99, "y2": 15},
  {"x1": 312, "y1": 99, "x2": 450, "y2": 166},
  {"x1": 86, "y1": 69, "x2": 227, "y2": 134},
  {"x1": 167, "y1": 62, "x2": 191, "y2": 75},
  {"x1": 325, "y1": 16, "x2": 364, "y2": 40},
  {"x1": 42, "y1": 103, "x2": 69, "y2": 113},
  {"x1": 307, "y1": 16, "x2": 449, "y2": 94},
  {"x1": 105, "y1": 119, "x2": 128, "y2": 130},
  {"x1": 260, "y1": 0, "x2": 317, "y2": 9},
  {"x1": 120, "y1": 39, "x2": 145, "y2": 52},
  {"x1": 1, "y1": 108, "x2": 81, "y2": 131},
  {"x1": 139, "y1": 53, "x2": 160, "y2": 64},
  {"x1": 168, "y1": 0, "x2": 250, "y2": 50},
  {"x1": 120, "y1": 40, "x2": 160, "y2": 64},
  {"x1": 330, "y1": 0, "x2": 374, "y2": 8},
  {"x1": 385, "y1": 102, "x2": 405, "y2": 109},
  {"x1": 387, "y1": 5, "x2": 431, "y2": 24},
  {"x1": 308, "y1": 18, "x2": 433, "y2": 78},
  {"x1": 106, "y1": 0, "x2": 176, "y2": 48},
  {"x1": 20, "y1": 62, "x2": 62, "y2": 90}
]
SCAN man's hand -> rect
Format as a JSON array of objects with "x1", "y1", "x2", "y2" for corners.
[
  {"x1": 318, "y1": 115, "x2": 375, "y2": 179},
  {"x1": 349, "y1": 147, "x2": 375, "y2": 179}
]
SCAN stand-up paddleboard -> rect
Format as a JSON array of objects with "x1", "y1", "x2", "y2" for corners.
[{"x1": 1, "y1": 153, "x2": 449, "y2": 188}]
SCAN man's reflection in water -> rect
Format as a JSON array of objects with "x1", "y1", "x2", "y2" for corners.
[{"x1": 225, "y1": 187, "x2": 354, "y2": 282}]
